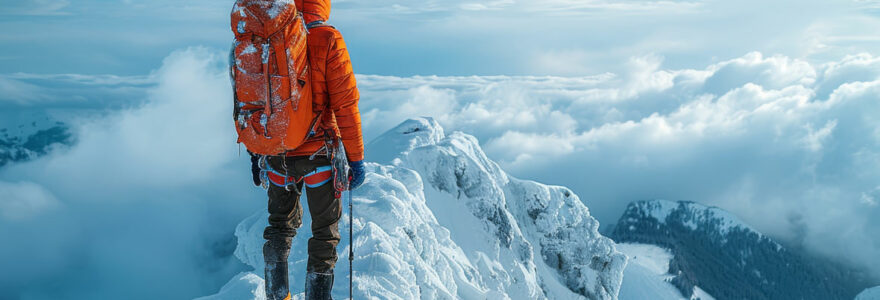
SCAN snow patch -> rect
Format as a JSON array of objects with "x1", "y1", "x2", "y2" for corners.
[
  {"x1": 692, "y1": 286, "x2": 715, "y2": 300},
  {"x1": 367, "y1": 117, "x2": 445, "y2": 165},
  {"x1": 193, "y1": 273, "x2": 265, "y2": 300},
  {"x1": 241, "y1": 44, "x2": 257, "y2": 55},
  {"x1": 266, "y1": 0, "x2": 294, "y2": 19},
  {"x1": 617, "y1": 243, "x2": 715, "y2": 300},
  {"x1": 858, "y1": 286, "x2": 880, "y2": 300},
  {"x1": 637, "y1": 200, "x2": 768, "y2": 238},
  {"x1": 616, "y1": 243, "x2": 672, "y2": 275}
]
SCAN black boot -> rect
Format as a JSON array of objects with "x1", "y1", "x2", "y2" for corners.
[
  {"x1": 264, "y1": 240, "x2": 291, "y2": 300},
  {"x1": 304, "y1": 271, "x2": 334, "y2": 300}
]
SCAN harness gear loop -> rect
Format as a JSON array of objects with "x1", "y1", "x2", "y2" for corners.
[{"x1": 259, "y1": 156, "x2": 303, "y2": 194}]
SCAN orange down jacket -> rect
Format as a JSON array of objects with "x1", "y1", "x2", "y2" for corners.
[{"x1": 286, "y1": 0, "x2": 364, "y2": 162}]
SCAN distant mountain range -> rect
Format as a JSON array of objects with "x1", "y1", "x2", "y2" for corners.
[
  {"x1": 610, "y1": 199, "x2": 877, "y2": 300},
  {"x1": 0, "y1": 123, "x2": 73, "y2": 167}
]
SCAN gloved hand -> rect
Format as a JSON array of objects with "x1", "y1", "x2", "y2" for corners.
[
  {"x1": 250, "y1": 153, "x2": 262, "y2": 187},
  {"x1": 348, "y1": 160, "x2": 365, "y2": 190}
]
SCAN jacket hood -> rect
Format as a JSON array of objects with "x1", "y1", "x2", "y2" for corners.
[{"x1": 296, "y1": 0, "x2": 330, "y2": 24}]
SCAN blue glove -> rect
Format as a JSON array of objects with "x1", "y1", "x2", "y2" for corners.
[{"x1": 348, "y1": 160, "x2": 365, "y2": 190}]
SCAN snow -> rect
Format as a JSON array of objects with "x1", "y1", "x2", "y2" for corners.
[
  {"x1": 266, "y1": 0, "x2": 294, "y2": 19},
  {"x1": 618, "y1": 263, "x2": 684, "y2": 300},
  {"x1": 617, "y1": 243, "x2": 715, "y2": 300},
  {"x1": 241, "y1": 44, "x2": 257, "y2": 55},
  {"x1": 234, "y1": 4, "x2": 246, "y2": 18},
  {"x1": 858, "y1": 287, "x2": 880, "y2": 300},
  {"x1": 638, "y1": 200, "x2": 767, "y2": 238},
  {"x1": 194, "y1": 273, "x2": 265, "y2": 300},
  {"x1": 616, "y1": 243, "x2": 672, "y2": 275},
  {"x1": 0, "y1": 112, "x2": 73, "y2": 167},
  {"x1": 366, "y1": 117, "x2": 445, "y2": 165},
  {"x1": 692, "y1": 287, "x2": 715, "y2": 300},
  {"x1": 232, "y1": 1, "x2": 294, "y2": 22},
  {"x1": 200, "y1": 117, "x2": 627, "y2": 299}
]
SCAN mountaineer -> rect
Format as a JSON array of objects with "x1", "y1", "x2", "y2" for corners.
[{"x1": 229, "y1": 0, "x2": 365, "y2": 299}]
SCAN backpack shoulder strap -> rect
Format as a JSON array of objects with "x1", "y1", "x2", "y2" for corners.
[{"x1": 306, "y1": 20, "x2": 335, "y2": 30}]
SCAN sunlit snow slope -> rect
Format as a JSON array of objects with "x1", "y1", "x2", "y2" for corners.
[
  {"x1": 199, "y1": 117, "x2": 627, "y2": 300},
  {"x1": 616, "y1": 243, "x2": 714, "y2": 300},
  {"x1": 858, "y1": 287, "x2": 880, "y2": 300}
]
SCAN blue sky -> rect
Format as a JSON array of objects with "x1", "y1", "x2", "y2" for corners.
[
  {"x1": 3, "y1": 0, "x2": 880, "y2": 76},
  {"x1": 2, "y1": 0, "x2": 880, "y2": 299}
]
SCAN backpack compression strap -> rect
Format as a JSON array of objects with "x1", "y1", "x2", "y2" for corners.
[{"x1": 306, "y1": 20, "x2": 334, "y2": 29}]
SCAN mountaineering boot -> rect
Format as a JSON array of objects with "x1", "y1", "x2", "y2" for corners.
[
  {"x1": 304, "y1": 271, "x2": 334, "y2": 300},
  {"x1": 264, "y1": 240, "x2": 291, "y2": 300}
]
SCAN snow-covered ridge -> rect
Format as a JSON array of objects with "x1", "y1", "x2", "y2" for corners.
[
  {"x1": 616, "y1": 243, "x2": 714, "y2": 300},
  {"x1": 858, "y1": 286, "x2": 880, "y2": 300},
  {"x1": 0, "y1": 123, "x2": 72, "y2": 168},
  {"x1": 622, "y1": 200, "x2": 768, "y2": 239},
  {"x1": 611, "y1": 199, "x2": 874, "y2": 300},
  {"x1": 200, "y1": 117, "x2": 626, "y2": 299}
]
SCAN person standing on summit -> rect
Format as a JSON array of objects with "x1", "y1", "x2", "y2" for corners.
[{"x1": 229, "y1": 0, "x2": 365, "y2": 299}]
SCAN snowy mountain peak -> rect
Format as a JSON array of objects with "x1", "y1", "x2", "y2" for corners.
[
  {"x1": 611, "y1": 199, "x2": 873, "y2": 300},
  {"x1": 201, "y1": 119, "x2": 627, "y2": 300},
  {"x1": 0, "y1": 122, "x2": 73, "y2": 168},
  {"x1": 623, "y1": 200, "x2": 763, "y2": 237},
  {"x1": 367, "y1": 117, "x2": 446, "y2": 165}
]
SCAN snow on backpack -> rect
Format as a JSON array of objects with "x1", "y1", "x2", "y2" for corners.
[{"x1": 230, "y1": 0, "x2": 319, "y2": 155}]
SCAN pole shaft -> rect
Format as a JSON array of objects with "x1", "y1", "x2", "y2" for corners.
[{"x1": 349, "y1": 190, "x2": 354, "y2": 299}]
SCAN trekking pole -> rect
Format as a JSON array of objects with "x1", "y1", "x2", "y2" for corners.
[{"x1": 348, "y1": 188, "x2": 354, "y2": 299}]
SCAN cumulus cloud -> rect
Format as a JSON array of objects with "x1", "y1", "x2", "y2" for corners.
[
  {"x1": 0, "y1": 48, "x2": 259, "y2": 299},
  {"x1": 702, "y1": 52, "x2": 817, "y2": 93},
  {"x1": 815, "y1": 53, "x2": 880, "y2": 99},
  {"x1": 0, "y1": 73, "x2": 151, "y2": 110},
  {"x1": 863, "y1": 187, "x2": 880, "y2": 207},
  {"x1": 353, "y1": 52, "x2": 880, "y2": 278},
  {"x1": 0, "y1": 181, "x2": 59, "y2": 221}
]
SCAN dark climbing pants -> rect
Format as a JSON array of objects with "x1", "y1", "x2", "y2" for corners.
[{"x1": 263, "y1": 155, "x2": 342, "y2": 274}]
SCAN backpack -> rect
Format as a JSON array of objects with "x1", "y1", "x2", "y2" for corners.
[{"x1": 230, "y1": 0, "x2": 319, "y2": 155}]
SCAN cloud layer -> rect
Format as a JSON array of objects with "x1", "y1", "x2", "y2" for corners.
[
  {"x1": 2, "y1": 48, "x2": 880, "y2": 297},
  {"x1": 0, "y1": 48, "x2": 258, "y2": 299},
  {"x1": 354, "y1": 51, "x2": 880, "y2": 278}
]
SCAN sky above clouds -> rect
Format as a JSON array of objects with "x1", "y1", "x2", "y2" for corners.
[
  {"x1": 1, "y1": 0, "x2": 880, "y2": 298},
  {"x1": 2, "y1": 0, "x2": 880, "y2": 75}
]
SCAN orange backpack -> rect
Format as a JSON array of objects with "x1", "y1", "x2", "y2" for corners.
[{"x1": 230, "y1": 0, "x2": 319, "y2": 155}]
